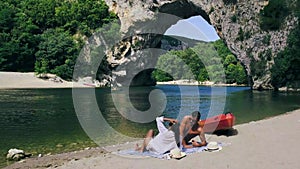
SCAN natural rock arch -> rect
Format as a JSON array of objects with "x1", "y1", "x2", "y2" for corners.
[{"x1": 101, "y1": 0, "x2": 297, "y2": 89}]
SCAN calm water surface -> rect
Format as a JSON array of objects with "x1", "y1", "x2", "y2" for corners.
[{"x1": 0, "y1": 85, "x2": 300, "y2": 167}]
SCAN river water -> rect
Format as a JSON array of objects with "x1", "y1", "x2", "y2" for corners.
[{"x1": 1, "y1": 85, "x2": 300, "y2": 167}]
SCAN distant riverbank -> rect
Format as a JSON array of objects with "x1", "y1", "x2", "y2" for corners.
[
  {"x1": 0, "y1": 72, "x2": 101, "y2": 89},
  {"x1": 1, "y1": 72, "x2": 298, "y2": 92},
  {"x1": 156, "y1": 79, "x2": 248, "y2": 87},
  {"x1": 0, "y1": 72, "x2": 73, "y2": 89},
  {"x1": 156, "y1": 80, "x2": 300, "y2": 92},
  {"x1": 0, "y1": 72, "x2": 248, "y2": 89}
]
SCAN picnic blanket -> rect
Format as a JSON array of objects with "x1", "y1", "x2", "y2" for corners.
[{"x1": 116, "y1": 142, "x2": 224, "y2": 159}]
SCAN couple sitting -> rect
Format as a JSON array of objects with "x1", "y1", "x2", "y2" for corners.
[{"x1": 135, "y1": 111, "x2": 207, "y2": 155}]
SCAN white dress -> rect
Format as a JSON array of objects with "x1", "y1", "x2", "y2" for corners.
[{"x1": 146, "y1": 116, "x2": 178, "y2": 155}]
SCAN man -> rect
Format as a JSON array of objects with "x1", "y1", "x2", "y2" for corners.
[
  {"x1": 179, "y1": 111, "x2": 207, "y2": 149},
  {"x1": 135, "y1": 116, "x2": 179, "y2": 155}
]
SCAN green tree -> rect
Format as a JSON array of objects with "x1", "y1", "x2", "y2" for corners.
[
  {"x1": 213, "y1": 40, "x2": 232, "y2": 61},
  {"x1": 173, "y1": 48, "x2": 203, "y2": 78},
  {"x1": 0, "y1": 2, "x2": 15, "y2": 33},
  {"x1": 197, "y1": 68, "x2": 209, "y2": 82},
  {"x1": 2, "y1": 10, "x2": 40, "y2": 71},
  {"x1": 226, "y1": 62, "x2": 247, "y2": 84},
  {"x1": 193, "y1": 42, "x2": 225, "y2": 83},
  {"x1": 153, "y1": 40, "x2": 247, "y2": 84},
  {"x1": 152, "y1": 69, "x2": 173, "y2": 82},
  {"x1": 35, "y1": 28, "x2": 79, "y2": 80},
  {"x1": 224, "y1": 54, "x2": 237, "y2": 66},
  {"x1": 259, "y1": 0, "x2": 290, "y2": 31},
  {"x1": 271, "y1": 15, "x2": 300, "y2": 88},
  {"x1": 153, "y1": 52, "x2": 195, "y2": 81},
  {"x1": 0, "y1": 2, "x2": 16, "y2": 69},
  {"x1": 19, "y1": 0, "x2": 57, "y2": 32},
  {"x1": 226, "y1": 63, "x2": 237, "y2": 83},
  {"x1": 152, "y1": 53, "x2": 176, "y2": 81},
  {"x1": 55, "y1": 0, "x2": 117, "y2": 36},
  {"x1": 0, "y1": 0, "x2": 118, "y2": 79},
  {"x1": 235, "y1": 62, "x2": 247, "y2": 84}
]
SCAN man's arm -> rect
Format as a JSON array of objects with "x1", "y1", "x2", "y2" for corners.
[
  {"x1": 199, "y1": 128, "x2": 207, "y2": 145},
  {"x1": 183, "y1": 128, "x2": 207, "y2": 148},
  {"x1": 191, "y1": 128, "x2": 207, "y2": 147},
  {"x1": 182, "y1": 139, "x2": 193, "y2": 149}
]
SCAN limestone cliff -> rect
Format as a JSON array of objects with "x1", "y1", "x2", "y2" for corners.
[{"x1": 103, "y1": 0, "x2": 298, "y2": 89}]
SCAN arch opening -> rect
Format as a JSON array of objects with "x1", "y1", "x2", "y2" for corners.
[{"x1": 97, "y1": 1, "x2": 250, "y2": 87}]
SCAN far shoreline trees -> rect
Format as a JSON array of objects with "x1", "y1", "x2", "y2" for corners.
[{"x1": 152, "y1": 39, "x2": 248, "y2": 85}]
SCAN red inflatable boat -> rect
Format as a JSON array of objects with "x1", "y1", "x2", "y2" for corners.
[{"x1": 198, "y1": 112, "x2": 235, "y2": 133}]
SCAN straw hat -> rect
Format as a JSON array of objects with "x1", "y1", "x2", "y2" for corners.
[
  {"x1": 170, "y1": 148, "x2": 186, "y2": 159},
  {"x1": 206, "y1": 142, "x2": 222, "y2": 152}
]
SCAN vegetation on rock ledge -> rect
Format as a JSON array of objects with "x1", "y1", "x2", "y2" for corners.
[
  {"x1": 259, "y1": 0, "x2": 290, "y2": 31},
  {"x1": 270, "y1": 0, "x2": 300, "y2": 89}
]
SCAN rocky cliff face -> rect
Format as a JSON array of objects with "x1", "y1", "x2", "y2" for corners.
[{"x1": 103, "y1": 0, "x2": 298, "y2": 89}]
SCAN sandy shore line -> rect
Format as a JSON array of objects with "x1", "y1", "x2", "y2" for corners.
[
  {"x1": 0, "y1": 72, "x2": 74, "y2": 89},
  {"x1": 5, "y1": 109, "x2": 300, "y2": 169},
  {"x1": 0, "y1": 72, "x2": 97, "y2": 89},
  {"x1": 156, "y1": 80, "x2": 248, "y2": 87},
  {"x1": 0, "y1": 72, "x2": 247, "y2": 89}
]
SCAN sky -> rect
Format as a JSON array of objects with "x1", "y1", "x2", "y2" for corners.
[{"x1": 164, "y1": 16, "x2": 220, "y2": 42}]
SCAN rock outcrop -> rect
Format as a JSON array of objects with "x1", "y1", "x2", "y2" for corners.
[
  {"x1": 6, "y1": 148, "x2": 31, "y2": 161},
  {"x1": 101, "y1": 0, "x2": 297, "y2": 89}
]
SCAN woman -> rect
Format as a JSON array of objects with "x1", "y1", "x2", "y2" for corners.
[{"x1": 135, "y1": 116, "x2": 179, "y2": 155}]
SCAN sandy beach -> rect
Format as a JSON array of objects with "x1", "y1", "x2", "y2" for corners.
[
  {"x1": 0, "y1": 72, "x2": 74, "y2": 89},
  {"x1": 0, "y1": 72, "x2": 246, "y2": 89},
  {"x1": 4, "y1": 109, "x2": 300, "y2": 169}
]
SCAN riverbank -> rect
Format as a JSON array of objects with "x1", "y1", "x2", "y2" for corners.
[
  {"x1": 0, "y1": 72, "x2": 74, "y2": 89},
  {"x1": 5, "y1": 109, "x2": 300, "y2": 169},
  {"x1": 0, "y1": 72, "x2": 248, "y2": 89},
  {"x1": 156, "y1": 79, "x2": 248, "y2": 87}
]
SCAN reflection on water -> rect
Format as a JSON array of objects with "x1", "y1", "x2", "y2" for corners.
[
  {"x1": 0, "y1": 89, "x2": 96, "y2": 167},
  {"x1": 0, "y1": 86, "x2": 300, "y2": 167},
  {"x1": 226, "y1": 90, "x2": 300, "y2": 124}
]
